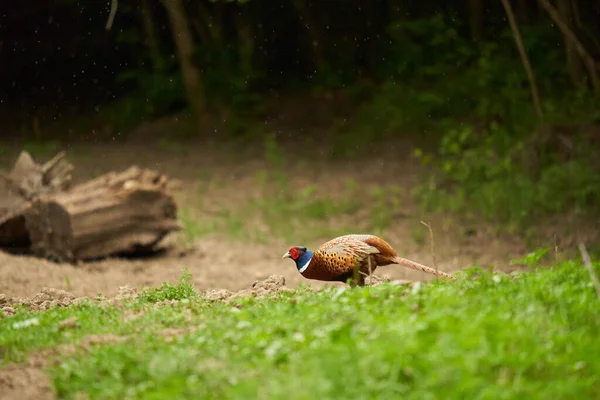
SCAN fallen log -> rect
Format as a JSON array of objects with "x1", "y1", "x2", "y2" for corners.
[
  {"x1": 0, "y1": 151, "x2": 73, "y2": 249},
  {"x1": 24, "y1": 166, "x2": 181, "y2": 263}
]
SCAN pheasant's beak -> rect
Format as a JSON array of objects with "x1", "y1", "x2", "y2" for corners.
[{"x1": 282, "y1": 251, "x2": 291, "y2": 260}]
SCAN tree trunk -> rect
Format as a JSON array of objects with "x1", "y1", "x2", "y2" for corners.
[
  {"x1": 140, "y1": 0, "x2": 164, "y2": 71},
  {"x1": 468, "y1": 0, "x2": 484, "y2": 41},
  {"x1": 24, "y1": 167, "x2": 181, "y2": 263},
  {"x1": 557, "y1": 0, "x2": 584, "y2": 88},
  {"x1": 161, "y1": 0, "x2": 206, "y2": 132}
]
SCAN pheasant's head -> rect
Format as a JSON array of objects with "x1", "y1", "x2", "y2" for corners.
[{"x1": 282, "y1": 246, "x2": 313, "y2": 272}]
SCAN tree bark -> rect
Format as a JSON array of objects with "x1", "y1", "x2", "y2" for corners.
[
  {"x1": 24, "y1": 167, "x2": 181, "y2": 263},
  {"x1": 161, "y1": 0, "x2": 206, "y2": 131}
]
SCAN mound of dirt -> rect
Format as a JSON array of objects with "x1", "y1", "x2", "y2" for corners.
[
  {"x1": 0, "y1": 284, "x2": 145, "y2": 317},
  {"x1": 202, "y1": 275, "x2": 294, "y2": 302},
  {"x1": 114, "y1": 285, "x2": 139, "y2": 301},
  {"x1": 0, "y1": 287, "x2": 86, "y2": 315},
  {"x1": 0, "y1": 274, "x2": 411, "y2": 319}
]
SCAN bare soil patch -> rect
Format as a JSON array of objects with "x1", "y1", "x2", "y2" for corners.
[
  {"x1": 0, "y1": 138, "x2": 546, "y2": 300},
  {"x1": 0, "y1": 357, "x2": 54, "y2": 400}
]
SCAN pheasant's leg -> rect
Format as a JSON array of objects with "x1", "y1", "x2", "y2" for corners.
[
  {"x1": 351, "y1": 262, "x2": 361, "y2": 287},
  {"x1": 356, "y1": 257, "x2": 373, "y2": 285}
]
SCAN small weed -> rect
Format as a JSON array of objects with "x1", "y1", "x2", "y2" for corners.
[
  {"x1": 510, "y1": 247, "x2": 551, "y2": 269},
  {"x1": 138, "y1": 269, "x2": 199, "y2": 303}
]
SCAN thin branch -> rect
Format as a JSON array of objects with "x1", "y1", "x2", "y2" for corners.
[
  {"x1": 500, "y1": 0, "x2": 544, "y2": 122},
  {"x1": 537, "y1": 0, "x2": 600, "y2": 92},
  {"x1": 105, "y1": 0, "x2": 118, "y2": 31},
  {"x1": 420, "y1": 221, "x2": 438, "y2": 278},
  {"x1": 578, "y1": 243, "x2": 600, "y2": 301}
]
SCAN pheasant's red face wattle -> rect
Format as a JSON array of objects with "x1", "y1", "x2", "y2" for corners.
[{"x1": 289, "y1": 247, "x2": 302, "y2": 260}]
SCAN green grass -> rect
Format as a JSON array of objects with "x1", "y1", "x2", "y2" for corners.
[
  {"x1": 176, "y1": 134, "x2": 409, "y2": 246},
  {"x1": 1, "y1": 256, "x2": 600, "y2": 399},
  {"x1": 177, "y1": 177, "x2": 403, "y2": 246}
]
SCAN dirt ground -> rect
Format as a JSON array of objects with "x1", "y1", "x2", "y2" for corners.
[{"x1": 0, "y1": 125, "x2": 545, "y2": 299}]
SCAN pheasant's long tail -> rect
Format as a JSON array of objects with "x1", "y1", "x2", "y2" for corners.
[{"x1": 391, "y1": 256, "x2": 455, "y2": 280}]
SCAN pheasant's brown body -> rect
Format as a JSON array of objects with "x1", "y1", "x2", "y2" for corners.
[{"x1": 286, "y1": 234, "x2": 453, "y2": 286}]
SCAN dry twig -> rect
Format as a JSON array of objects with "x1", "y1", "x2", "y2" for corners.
[
  {"x1": 420, "y1": 221, "x2": 438, "y2": 277},
  {"x1": 105, "y1": 0, "x2": 118, "y2": 31}
]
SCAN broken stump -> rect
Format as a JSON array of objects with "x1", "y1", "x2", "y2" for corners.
[
  {"x1": 0, "y1": 151, "x2": 73, "y2": 249},
  {"x1": 24, "y1": 166, "x2": 181, "y2": 263}
]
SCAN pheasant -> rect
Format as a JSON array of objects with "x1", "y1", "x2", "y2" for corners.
[{"x1": 282, "y1": 234, "x2": 454, "y2": 286}]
